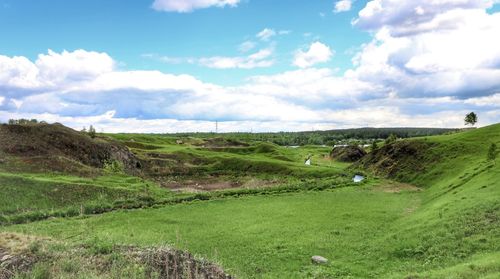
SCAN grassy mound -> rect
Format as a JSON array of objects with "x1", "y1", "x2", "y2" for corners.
[
  {"x1": 0, "y1": 123, "x2": 141, "y2": 175},
  {"x1": 357, "y1": 124, "x2": 500, "y2": 277},
  {"x1": 1, "y1": 124, "x2": 498, "y2": 278},
  {"x1": 0, "y1": 233, "x2": 233, "y2": 279}
]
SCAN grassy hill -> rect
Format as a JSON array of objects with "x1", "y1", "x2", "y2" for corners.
[
  {"x1": 0, "y1": 124, "x2": 498, "y2": 278},
  {"x1": 356, "y1": 123, "x2": 500, "y2": 277},
  {"x1": 0, "y1": 123, "x2": 347, "y2": 225}
]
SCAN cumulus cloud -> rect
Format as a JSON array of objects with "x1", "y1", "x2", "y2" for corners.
[
  {"x1": 0, "y1": 49, "x2": 114, "y2": 98},
  {"x1": 354, "y1": 0, "x2": 496, "y2": 35},
  {"x1": 152, "y1": 0, "x2": 239, "y2": 12},
  {"x1": 2, "y1": 0, "x2": 500, "y2": 132},
  {"x1": 334, "y1": 0, "x2": 353, "y2": 13},
  {"x1": 348, "y1": 0, "x2": 500, "y2": 100},
  {"x1": 293, "y1": 42, "x2": 334, "y2": 68}
]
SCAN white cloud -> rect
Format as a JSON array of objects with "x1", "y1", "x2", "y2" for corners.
[
  {"x1": 152, "y1": 0, "x2": 240, "y2": 12},
  {"x1": 198, "y1": 48, "x2": 274, "y2": 69},
  {"x1": 238, "y1": 41, "x2": 257, "y2": 53},
  {"x1": 278, "y1": 30, "x2": 292, "y2": 35},
  {"x1": 349, "y1": 2, "x2": 500, "y2": 99},
  {"x1": 256, "y1": 28, "x2": 276, "y2": 41},
  {"x1": 334, "y1": 0, "x2": 353, "y2": 13},
  {"x1": 0, "y1": 49, "x2": 114, "y2": 97},
  {"x1": 354, "y1": 0, "x2": 496, "y2": 35},
  {"x1": 3, "y1": 0, "x2": 500, "y2": 132},
  {"x1": 293, "y1": 42, "x2": 334, "y2": 68}
]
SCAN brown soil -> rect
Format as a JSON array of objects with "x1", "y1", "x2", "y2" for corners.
[
  {"x1": 355, "y1": 140, "x2": 437, "y2": 180},
  {"x1": 0, "y1": 233, "x2": 234, "y2": 279},
  {"x1": 0, "y1": 123, "x2": 141, "y2": 175},
  {"x1": 137, "y1": 247, "x2": 233, "y2": 279},
  {"x1": 163, "y1": 176, "x2": 281, "y2": 192},
  {"x1": 330, "y1": 146, "x2": 367, "y2": 162},
  {"x1": 374, "y1": 182, "x2": 421, "y2": 193},
  {"x1": 194, "y1": 137, "x2": 249, "y2": 148}
]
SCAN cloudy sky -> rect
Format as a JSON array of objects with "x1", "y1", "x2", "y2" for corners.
[{"x1": 1, "y1": 0, "x2": 499, "y2": 132}]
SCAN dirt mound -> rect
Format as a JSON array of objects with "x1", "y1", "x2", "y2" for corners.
[
  {"x1": 0, "y1": 232, "x2": 233, "y2": 279},
  {"x1": 355, "y1": 140, "x2": 437, "y2": 181},
  {"x1": 330, "y1": 145, "x2": 367, "y2": 162},
  {"x1": 198, "y1": 137, "x2": 249, "y2": 148},
  {"x1": 0, "y1": 123, "x2": 141, "y2": 174},
  {"x1": 138, "y1": 247, "x2": 233, "y2": 279}
]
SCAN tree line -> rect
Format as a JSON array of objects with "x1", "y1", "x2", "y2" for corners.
[{"x1": 172, "y1": 127, "x2": 458, "y2": 146}]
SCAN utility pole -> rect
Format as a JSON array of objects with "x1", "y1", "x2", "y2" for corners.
[{"x1": 215, "y1": 121, "x2": 218, "y2": 133}]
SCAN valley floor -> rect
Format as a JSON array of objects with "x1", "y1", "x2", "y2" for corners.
[{"x1": 1, "y1": 124, "x2": 499, "y2": 278}]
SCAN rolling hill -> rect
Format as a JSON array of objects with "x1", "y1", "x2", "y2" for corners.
[{"x1": 0, "y1": 123, "x2": 498, "y2": 278}]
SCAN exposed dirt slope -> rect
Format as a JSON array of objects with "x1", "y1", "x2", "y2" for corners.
[
  {"x1": 0, "y1": 123, "x2": 141, "y2": 174},
  {"x1": 330, "y1": 145, "x2": 367, "y2": 162},
  {"x1": 355, "y1": 140, "x2": 437, "y2": 182}
]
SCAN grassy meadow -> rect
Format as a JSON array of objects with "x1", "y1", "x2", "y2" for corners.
[{"x1": 0, "y1": 124, "x2": 499, "y2": 278}]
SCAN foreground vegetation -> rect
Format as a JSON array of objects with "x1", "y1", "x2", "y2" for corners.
[{"x1": 0, "y1": 123, "x2": 499, "y2": 278}]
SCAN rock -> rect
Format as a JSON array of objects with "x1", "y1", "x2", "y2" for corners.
[
  {"x1": 1, "y1": 254, "x2": 12, "y2": 262},
  {"x1": 311, "y1": 255, "x2": 328, "y2": 264}
]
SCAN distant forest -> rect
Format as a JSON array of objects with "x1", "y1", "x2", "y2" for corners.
[
  {"x1": 171, "y1": 127, "x2": 458, "y2": 146},
  {"x1": 3, "y1": 119, "x2": 458, "y2": 146}
]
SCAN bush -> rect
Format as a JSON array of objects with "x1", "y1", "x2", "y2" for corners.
[
  {"x1": 103, "y1": 159, "x2": 124, "y2": 174},
  {"x1": 86, "y1": 237, "x2": 114, "y2": 255}
]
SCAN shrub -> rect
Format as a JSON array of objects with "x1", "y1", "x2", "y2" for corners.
[
  {"x1": 86, "y1": 237, "x2": 114, "y2": 255},
  {"x1": 103, "y1": 159, "x2": 124, "y2": 174}
]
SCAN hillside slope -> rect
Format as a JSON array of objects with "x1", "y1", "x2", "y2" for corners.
[
  {"x1": 358, "y1": 124, "x2": 500, "y2": 278},
  {"x1": 0, "y1": 123, "x2": 141, "y2": 175}
]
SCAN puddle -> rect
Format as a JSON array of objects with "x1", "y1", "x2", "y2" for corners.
[{"x1": 353, "y1": 175, "x2": 365, "y2": 183}]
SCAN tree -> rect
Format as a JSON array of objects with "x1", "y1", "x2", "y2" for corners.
[
  {"x1": 385, "y1": 134, "x2": 397, "y2": 145},
  {"x1": 371, "y1": 140, "x2": 378, "y2": 152},
  {"x1": 88, "y1": 125, "x2": 96, "y2": 138},
  {"x1": 488, "y1": 143, "x2": 497, "y2": 165},
  {"x1": 464, "y1": 112, "x2": 478, "y2": 126}
]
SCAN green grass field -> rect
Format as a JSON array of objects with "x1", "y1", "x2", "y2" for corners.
[{"x1": 1, "y1": 124, "x2": 499, "y2": 278}]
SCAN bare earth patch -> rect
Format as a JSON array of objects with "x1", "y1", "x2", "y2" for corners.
[
  {"x1": 374, "y1": 181, "x2": 421, "y2": 193},
  {"x1": 164, "y1": 176, "x2": 282, "y2": 192}
]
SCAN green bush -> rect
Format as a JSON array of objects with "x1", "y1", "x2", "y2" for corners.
[
  {"x1": 86, "y1": 237, "x2": 114, "y2": 255},
  {"x1": 103, "y1": 160, "x2": 124, "y2": 174}
]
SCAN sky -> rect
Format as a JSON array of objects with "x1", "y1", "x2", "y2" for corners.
[{"x1": 0, "y1": 0, "x2": 499, "y2": 133}]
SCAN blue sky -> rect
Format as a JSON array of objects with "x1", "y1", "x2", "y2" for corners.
[
  {"x1": 0, "y1": 0, "x2": 370, "y2": 84},
  {"x1": 0, "y1": 0, "x2": 499, "y2": 132}
]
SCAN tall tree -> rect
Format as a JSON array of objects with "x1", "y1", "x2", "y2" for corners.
[
  {"x1": 464, "y1": 112, "x2": 478, "y2": 126},
  {"x1": 88, "y1": 125, "x2": 96, "y2": 139}
]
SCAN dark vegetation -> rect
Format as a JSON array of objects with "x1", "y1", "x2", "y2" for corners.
[
  {"x1": 169, "y1": 127, "x2": 456, "y2": 146},
  {"x1": 329, "y1": 145, "x2": 367, "y2": 162},
  {"x1": 0, "y1": 123, "x2": 141, "y2": 175}
]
